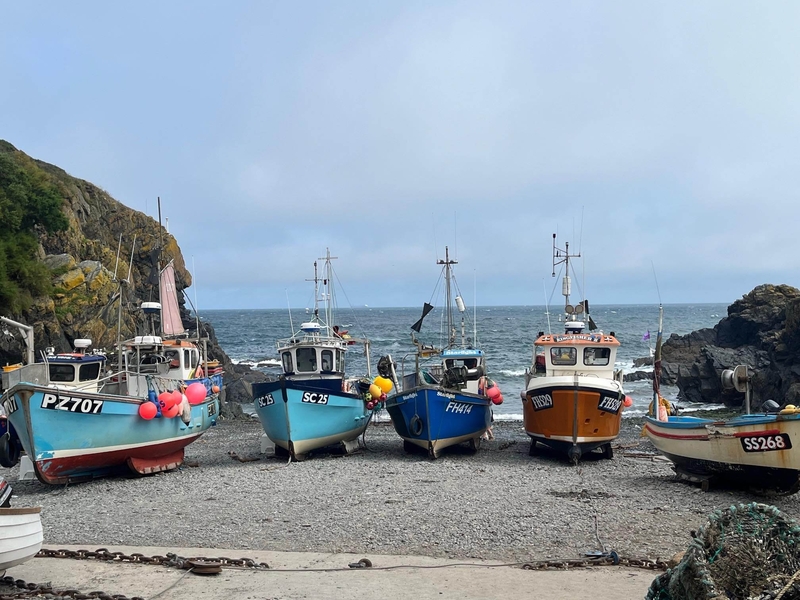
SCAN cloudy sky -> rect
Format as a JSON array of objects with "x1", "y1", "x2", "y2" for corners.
[{"x1": 2, "y1": 2, "x2": 798, "y2": 309}]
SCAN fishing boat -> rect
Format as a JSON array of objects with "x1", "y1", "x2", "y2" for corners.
[
  {"x1": 379, "y1": 247, "x2": 500, "y2": 458},
  {"x1": 0, "y1": 259, "x2": 221, "y2": 484},
  {"x1": 644, "y1": 306, "x2": 800, "y2": 493},
  {"x1": 522, "y1": 234, "x2": 627, "y2": 464},
  {"x1": 250, "y1": 249, "x2": 374, "y2": 461},
  {"x1": 0, "y1": 477, "x2": 42, "y2": 574}
]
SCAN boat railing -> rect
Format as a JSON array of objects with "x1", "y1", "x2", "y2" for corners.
[{"x1": 2, "y1": 363, "x2": 48, "y2": 390}]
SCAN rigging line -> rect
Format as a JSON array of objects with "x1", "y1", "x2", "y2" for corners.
[
  {"x1": 569, "y1": 262, "x2": 585, "y2": 305},
  {"x1": 543, "y1": 279, "x2": 552, "y2": 336},
  {"x1": 547, "y1": 265, "x2": 563, "y2": 307},
  {"x1": 651, "y1": 261, "x2": 662, "y2": 305},
  {"x1": 330, "y1": 265, "x2": 368, "y2": 339}
]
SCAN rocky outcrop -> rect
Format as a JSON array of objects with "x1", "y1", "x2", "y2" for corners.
[
  {"x1": 0, "y1": 141, "x2": 255, "y2": 417},
  {"x1": 661, "y1": 284, "x2": 800, "y2": 407}
]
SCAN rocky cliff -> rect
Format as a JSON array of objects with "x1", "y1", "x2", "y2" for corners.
[
  {"x1": 0, "y1": 141, "x2": 258, "y2": 414},
  {"x1": 662, "y1": 284, "x2": 800, "y2": 408}
]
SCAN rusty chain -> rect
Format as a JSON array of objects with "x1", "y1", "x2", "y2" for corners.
[
  {"x1": 520, "y1": 553, "x2": 669, "y2": 571},
  {"x1": 35, "y1": 547, "x2": 270, "y2": 571},
  {"x1": 0, "y1": 548, "x2": 270, "y2": 600}
]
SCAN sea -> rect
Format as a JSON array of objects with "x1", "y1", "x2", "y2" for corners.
[{"x1": 204, "y1": 303, "x2": 728, "y2": 421}]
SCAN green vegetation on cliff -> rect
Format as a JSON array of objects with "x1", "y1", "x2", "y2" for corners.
[{"x1": 0, "y1": 142, "x2": 69, "y2": 313}]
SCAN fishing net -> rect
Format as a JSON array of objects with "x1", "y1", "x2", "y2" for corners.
[{"x1": 647, "y1": 503, "x2": 800, "y2": 600}]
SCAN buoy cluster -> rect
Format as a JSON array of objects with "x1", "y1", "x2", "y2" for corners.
[
  {"x1": 138, "y1": 381, "x2": 209, "y2": 420},
  {"x1": 365, "y1": 376, "x2": 393, "y2": 411}
]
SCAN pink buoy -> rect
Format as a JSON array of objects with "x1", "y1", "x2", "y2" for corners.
[
  {"x1": 623, "y1": 395, "x2": 634, "y2": 408},
  {"x1": 139, "y1": 402, "x2": 157, "y2": 420},
  {"x1": 491, "y1": 394, "x2": 504, "y2": 406},
  {"x1": 170, "y1": 389, "x2": 183, "y2": 405},
  {"x1": 163, "y1": 403, "x2": 181, "y2": 418},
  {"x1": 486, "y1": 386, "x2": 501, "y2": 400},
  {"x1": 366, "y1": 401, "x2": 375, "y2": 410},
  {"x1": 185, "y1": 382, "x2": 207, "y2": 405}
]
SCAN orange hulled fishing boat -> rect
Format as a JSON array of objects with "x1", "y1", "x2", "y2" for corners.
[{"x1": 521, "y1": 234, "x2": 628, "y2": 464}]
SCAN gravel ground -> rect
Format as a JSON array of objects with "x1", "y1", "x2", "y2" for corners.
[{"x1": 4, "y1": 416, "x2": 800, "y2": 563}]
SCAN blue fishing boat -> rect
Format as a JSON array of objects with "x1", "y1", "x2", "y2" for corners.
[
  {"x1": 380, "y1": 247, "x2": 500, "y2": 458},
  {"x1": 251, "y1": 249, "x2": 373, "y2": 460},
  {"x1": 0, "y1": 261, "x2": 221, "y2": 484}
]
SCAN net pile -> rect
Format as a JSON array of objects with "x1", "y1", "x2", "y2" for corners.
[{"x1": 647, "y1": 503, "x2": 800, "y2": 600}]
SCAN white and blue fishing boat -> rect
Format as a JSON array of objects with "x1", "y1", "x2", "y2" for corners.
[
  {"x1": 644, "y1": 306, "x2": 800, "y2": 494},
  {"x1": 0, "y1": 261, "x2": 221, "y2": 485},
  {"x1": 251, "y1": 249, "x2": 374, "y2": 461},
  {"x1": 380, "y1": 247, "x2": 499, "y2": 458}
]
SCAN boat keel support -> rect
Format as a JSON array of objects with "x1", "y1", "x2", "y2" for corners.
[{"x1": 127, "y1": 449, "x2": 185, "y2": 475}]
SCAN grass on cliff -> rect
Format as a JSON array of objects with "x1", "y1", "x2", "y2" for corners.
[{"x1": 0, "y1": 146, "x2": 69, "y2": 314}]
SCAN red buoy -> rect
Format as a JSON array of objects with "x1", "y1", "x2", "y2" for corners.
[{"x1": 139, "y1": 402, "x2": 158, "y2": 420}]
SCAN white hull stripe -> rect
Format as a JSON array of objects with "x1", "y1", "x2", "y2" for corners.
[{"x1": 39, "y1": 432, "x2": 201, "y2": 460}]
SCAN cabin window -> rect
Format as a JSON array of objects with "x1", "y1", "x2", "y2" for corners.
[
  {"x1": 49, "y1": 364, "x2": 75, "y2": 382},
  {"x1": 79, "y1": 362, "x2": 101, "y2": 381},
  {"x1": 183, "y1": 350, "x2": 191, "y2": 369},
  {"x1": 550, "y1": 347, "x2": 577, "y2": 366},
  {"x1": 281, "y1": 351, "x2": 294, "y2": 373},
  {"x1": 165, "y1": 350, "x2": 180, "y2": 368},
  {"x1": 190, "y1": 349, "x2": 199, "y2": 368},
  {"x1": 296, "y1": 347, "x2": 317, "y2": 372},
  {"x1": 321, "y1": 350, "x2": 333, "y2": 372},
  {"x1": 534, "y1": 348, "x2": 546, "y2": 373},
  {"x1": 337, "y1": 351, "x2": 345, "y2": 373},
  {"x1": 583, "y1": 347, "x2": 611, "y2": 366}
]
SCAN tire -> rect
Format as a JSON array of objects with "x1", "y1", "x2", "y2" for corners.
[
  {"x1": 409, "y1": 415, "x2": 423, "y2": 437},
  {"x1": 0, "y1": 433, "x2": 20, "y2": 468}
]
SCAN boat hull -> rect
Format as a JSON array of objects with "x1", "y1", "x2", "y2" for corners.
[
  {"x1": 252, "y1": 379, "x2": 371, "y2": 458},
  {"x1": 385, "y1": 387, "x2": 492, "y2": 458},
  {"x1": 0, "y1": 507, "x2": 42, "y2": 572},
  {"x1": 522, "y1": 376, "x2": 623, "y2": 461},
  {"x1": 2, "y1": 383, "x2": 219, "y2": 484},
  {"x1": 644, "y1": 414, "x2": 800, "y2": 493}
]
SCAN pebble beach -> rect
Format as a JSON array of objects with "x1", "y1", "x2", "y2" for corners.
[{"x1": 5, "y1": 416, "x2": 800, "y2": 564}]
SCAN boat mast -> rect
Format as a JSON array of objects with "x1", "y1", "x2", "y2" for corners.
[
  {"x1": 306, "y1": 260, "x2": 320, "y2": 324},
  {"x1": 323, "y1": 249, "x2": 337, "y2": 334},
  {"x1": 552, "y1": 233, "x2": 581, "y2": 322},
  {"x1": 438, "y1": 246, "x2": 457, "y2": 347}
]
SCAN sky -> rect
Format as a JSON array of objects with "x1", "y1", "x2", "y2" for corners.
[{"x1": 2, "y1": 1, "x2": 799, "y2": 310}]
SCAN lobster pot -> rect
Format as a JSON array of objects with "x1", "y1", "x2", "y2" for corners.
[{"x1": 646, "y1": 503, "x2": 800, "y2": 600}]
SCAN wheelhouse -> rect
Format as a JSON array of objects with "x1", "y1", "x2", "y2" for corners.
[
  {"x1": 43, "y1": 339, "x2": 106, "y2": 393},
  {"x1": 531, "y1": 332, "x2": 620, "y2": 380},
  {"x1": 279, "y1": 343, "x2": 346, "y2": 378},
  {"x1": 440, "y1": 348, "x2": 486, "y2": 394}
]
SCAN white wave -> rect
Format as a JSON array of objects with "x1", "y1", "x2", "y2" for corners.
[
  {"x1": 493, "y1": 413, "x2": 523, "y2": 422},
  {"x1": 498, "y1": 369, "x2": 526, "y2": 377},
  {"x1": 257, "y1": 359, "x2": 282, "y2": 368}
]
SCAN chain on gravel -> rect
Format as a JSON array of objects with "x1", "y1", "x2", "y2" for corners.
[{"x1": 0, "y1": 548, "x2": 271, "y2": 600}]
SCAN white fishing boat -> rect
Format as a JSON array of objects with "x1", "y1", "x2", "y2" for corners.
[
  {"x1": 0, "y1": 477, "x2": 42, "y2": 573},
  {"x1": 644, "y1": 307, "x2": 800, "y2": 494}
]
